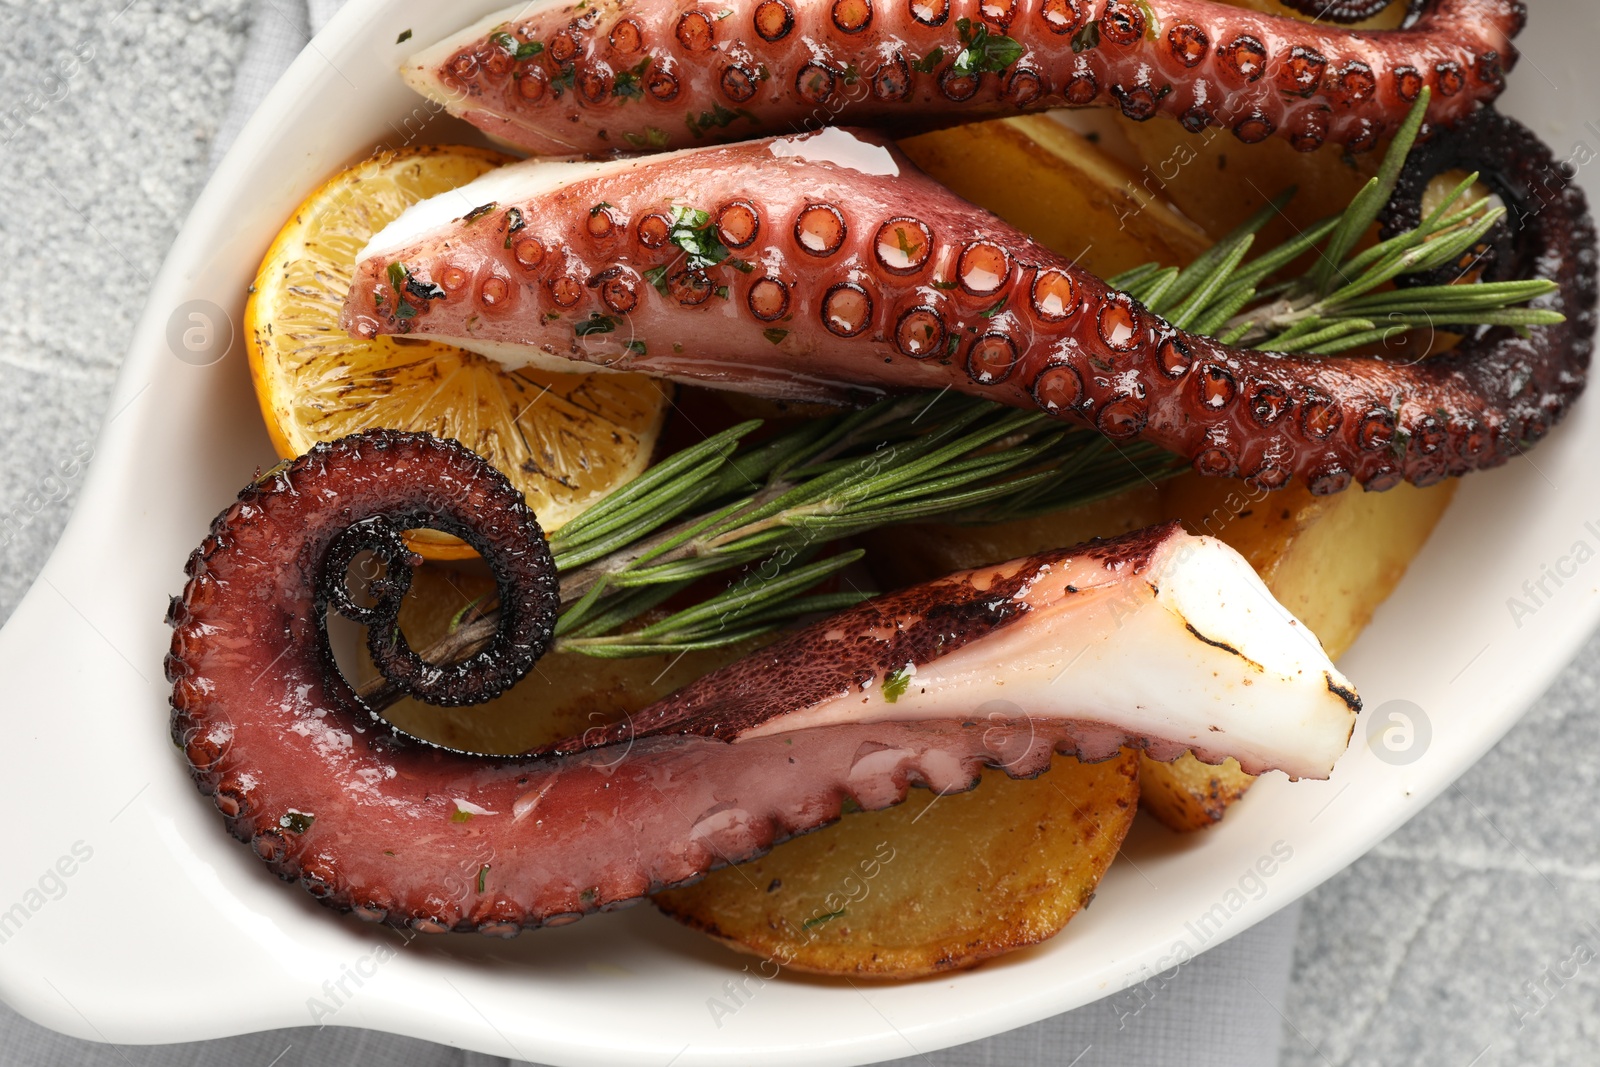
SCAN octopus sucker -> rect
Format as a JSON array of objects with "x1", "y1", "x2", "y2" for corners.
[
  {"x1": 401, "y1": 0, "x2": 1518, "y2": 157},
  {"x1": 167, "y1": 434, "x2": 1355, "y2": 932},
  {"x1": 341, "y1": 119, "x2": 1594, "y2": 492}
]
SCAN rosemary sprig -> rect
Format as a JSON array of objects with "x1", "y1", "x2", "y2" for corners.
[
  {"x1": 1125, "y1": 88, "x2": 1563, "y2": 356},
  {"x1": 354, "y1": 395, "x2": 1177, "y2": 706},
  {"x1": 355, "y1": 88, "x2": 1564, "y2": 706}
]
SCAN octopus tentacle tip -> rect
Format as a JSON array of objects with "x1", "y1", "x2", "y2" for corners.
[
  {"x1": 1377, "y1": 107, "x2": 1596, "y2": 473},
  {"x1": 171, "y1": 429, "x2": 561, "y2": 743},
  {"x1": 401, "y1": 0, "x2": 1520, "y2": 157},
  {"x1": 170, "y1": 444, "x2": 1355, "y2": 932},
  {"x1": 343, "y1": 112, "x2": 1594, "y2": 493}
]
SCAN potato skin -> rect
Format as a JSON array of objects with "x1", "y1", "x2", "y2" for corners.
[
  {"x1": 652, "y1": 751, "x2": 1140, "y2": 978},
  {"x1": 1136, "y1": 755, "x2": 1257, "y2": 833}
]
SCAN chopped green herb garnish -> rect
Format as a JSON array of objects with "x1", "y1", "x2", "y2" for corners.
[
  {"x1": 643, "y1": 264, "x2": 670, "y2": 293},
  {"x1": 387, "y1": 261, "x2": 409, "y2": 292},
  {"x1": 575, "y1": 313, "x2": 618, "y2": 336},
  {"x1": 477, "y1": 865, "x2": 490, "y2": 892},
  {"x1": 910, "y1": 47, "x2": 944, "y2": 74},
  {"x1": 729, "y1": 257, "x2": 754, "y2": 274},
  {"x1": 503, "y1": 206, "x2": 525, "y2": 248},
  {"x1": 931, "y1": 278, "x2": 959, "y2": 290},
  {"x1": 464, "y1": 202, "x2": 497, "y2": 223},
  {"x1": 279, "y1": 810, "x2": 315, "y2": 834},
  {"x1": 626, "y1": 340, "x2": 647, "y2": 355},
  {"x1": 1131, "y1": 0, "x2": 1160, "y2": 39},
  {"x1": 613, "y1": 56, "x2": 653, "y2": 99},
  {"x1": 953, "y1": 18, "x2": 1023, "y2": 76},
  {"x1": 685, "y1": 102, "x2": 755, "y2": 139},
  {"x1": 623, "y1": 126, "x2": 671, "y2": 149},
  {"x1": 714, "y1": 285, "x2": 730, "y2": 300},
  {"x1": 590, "y1": 201, "x2": 614, "y2": 217},
  {"x1": 395, "y1": 28, "x2": 412, "y2": 44},
  {"x1": 1071, "y1": 20, "x2": 1100, "y2": 53},
  {"x1": 666, "y1": 205, "x2": 732, "y2": 270},
  {"x1": 763, "y1": 328, "x2": 789, "y2": 344},
  {"x1": 451, "y1": 809, "x2": 472, "y2": 823},
  {"x1": 979, "y1": 295, "x2": 1008, "y2": 318},
  {"x1": 882, "y1": 666, "x2": 913, "y2": 702},
  {"x1": 251, "y1": 458, "x2": 292, "y2": 487},
  {"x1": 395, "y1": 300, "x2": 418, "y2": 320},
  {"x1": 515, "y1": 40, "x2": 544, "y2": 60},
  {"x1": 895, "y1": 227, "x2": 923, "y2": 261},
  {"x1": 490, "y1": 31, "x2": 518, "y2": 54}
]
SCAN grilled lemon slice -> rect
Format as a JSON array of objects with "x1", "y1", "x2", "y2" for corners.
[{"x1": 245, "y1": 145, "x2": 671, "y2": 558}]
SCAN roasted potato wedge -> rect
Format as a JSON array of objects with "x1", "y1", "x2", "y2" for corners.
[
  {"x1": 653, "y1": 750, "x2": 1139, "y2": 978},
  {"x1": 1135, "y1": 752, "x2": 1257, "y2": 832}
]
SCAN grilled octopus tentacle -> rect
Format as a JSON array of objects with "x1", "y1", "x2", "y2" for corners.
[
  {"x1": 341, "y1": 120, "x2": 1594, "y2": 494},
  {"x1": 403, "y1": 0, "x2": 1520, "y2": 157},
  {"x1": 167, "y1": 433, "x2": 1356, "y2": 932}
]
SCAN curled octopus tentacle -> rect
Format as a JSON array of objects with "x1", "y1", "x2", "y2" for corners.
[
  {"x1": 402, "y1": 0, "x2": 1521, "y2": 157},
  {"x1": 305, "y1": 442, "x2": 560, "y2": 720},
  {"x1": 168, "y1": 435, "x2": 1356, "y2": 931},
  {"x1": 342, "y1": 118, "x2": 1595, "y2": 493}
]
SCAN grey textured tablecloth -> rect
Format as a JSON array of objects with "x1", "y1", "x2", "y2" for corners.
[{"x1": 1, "y1": 2, "x2": 1596, "y2": 1065}]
